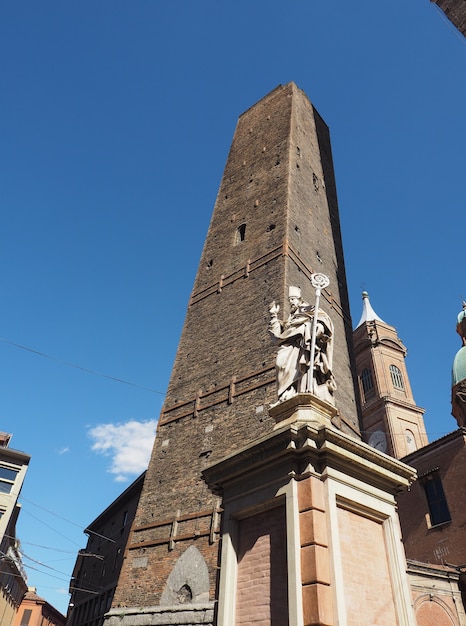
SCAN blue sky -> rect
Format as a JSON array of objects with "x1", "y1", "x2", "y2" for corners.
[{"x1": 1, "y1": 1, "x2": 465, "y2": 615}]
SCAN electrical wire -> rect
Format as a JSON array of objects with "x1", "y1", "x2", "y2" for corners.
[
  {"x1": 19, "y1": 510, "x2": 82, "y2": 548},
  {"x1": 19, "y1": 496, "x2": 126, "y2": 543},
  {"x1": 11, "y1": 498, "x2": 135, "y2": 598},
  {"x1": 3, "y1": 536, "x2": 76, "y2": 554},
  {"x1": 0, "y1": 336, "x2": 166, "y2": 395},
  {"x1": 21, "y1": 552, "x2": 72, "y2": 576},
  {"x1": 20, "y1": 562, "x2": 73, "y2": 584},
  {"x1": 19, "y1": 496, "x2": 87, "y2": 530}
]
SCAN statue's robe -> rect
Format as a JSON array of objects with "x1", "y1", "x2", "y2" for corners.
[{"x1": 270, "y1": 307, "x2": 335, "y2": 402}]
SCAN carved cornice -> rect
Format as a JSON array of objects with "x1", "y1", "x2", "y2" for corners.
[
  {"x1": 361, "y1": 395, "x2": 425, "y2": 416},
  {"x1": 202, "y1": 396, "x2": 416, "y2": 496}
]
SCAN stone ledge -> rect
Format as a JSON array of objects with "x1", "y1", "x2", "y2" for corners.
[{"x1": 104, "y1": 602, "x2": 215, "y2": 626}]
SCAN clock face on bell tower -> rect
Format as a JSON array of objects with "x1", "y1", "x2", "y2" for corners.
[{"x1": 368, "y1": 430, "x2": 387, "y2": 453}]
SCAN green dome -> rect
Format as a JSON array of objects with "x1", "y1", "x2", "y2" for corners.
[{"x1": 452, "y1": 346, "x2": 466, "y2": 386}]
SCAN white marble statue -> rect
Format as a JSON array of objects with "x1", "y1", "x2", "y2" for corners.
[{"x1": 269, "y1": 285, "x2": 336, "y2": 405}]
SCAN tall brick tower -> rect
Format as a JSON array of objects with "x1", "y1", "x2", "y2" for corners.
[
  {"x1": 430, "y1": 0, "x2": 466, "y2": 36},
  {"x1": 108, "y1": 83, "x2": 367, "y2": 625}
]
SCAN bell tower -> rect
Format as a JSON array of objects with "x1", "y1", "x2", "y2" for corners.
[{"x1": 353, "y1": 291, "x2": 428, "y2": 458}]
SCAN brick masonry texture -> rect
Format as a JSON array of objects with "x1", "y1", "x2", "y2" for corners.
[
  {"x1": 236, "y1": 507, "x2": 288, "y2": 626},
  {"x1": 431, "y1": 0, "x2": 466, "y2": 36},
  {"x1": 415, "y1": 600, "x2": 457, "y2": 626},
  {"x1": 337, "y1": 507, "x2": 397, "y2": 626},
  {"x1": 113, "y1": 82, "x2": 361, "y2": 609},
  {"x1": 397, "y1": 430, "x2": 466, "y2": 566},
  {"x1": 415, "y1": 594, "x2": 457, "y2": 626}
]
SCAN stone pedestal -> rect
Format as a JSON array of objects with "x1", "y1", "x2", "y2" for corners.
[
  {"x1": 269, "y1": 393, "x2": 339, "y2": 430},
  {"x1": 202, "y1": 394, "x2": 417, "y2": 626}
]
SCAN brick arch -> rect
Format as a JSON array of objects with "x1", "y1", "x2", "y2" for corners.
[
  {"x1": 414, "y1": 594, "x2": 458, "y2": 626},
  {"x1": 160, "y1": 545, "x2": 209, "y2": 606}
]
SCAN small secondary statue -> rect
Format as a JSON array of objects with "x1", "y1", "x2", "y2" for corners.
[{"x1": 269, "y1": 274, "x2": 336, "y2": 407}]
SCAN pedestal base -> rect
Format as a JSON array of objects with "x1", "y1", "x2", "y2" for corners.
[
  {"x1": 203, "y1": 397, "x2": 417, "y2": 625},
  {"x1": 269, "y1": 393, "x2": 339, "y2": 430}
]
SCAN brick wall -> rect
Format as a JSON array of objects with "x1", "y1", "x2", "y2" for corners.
[
  {"x1": 337, "y1": 507, "x2": 398, "y2": 625},
  {"x1": 397, "y1": 430, "x2": 466, "y2": 565},
  {"x1": 236, "y1": 507, "x2": 288, "y2": 626},
  {"x1": 414, "y1": 598, "x2": 457, "y2": 626}
]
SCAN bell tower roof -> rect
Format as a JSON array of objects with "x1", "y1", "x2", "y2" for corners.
[{"x1": 356, "y1": 291, "x2": 385, "y2": 328}]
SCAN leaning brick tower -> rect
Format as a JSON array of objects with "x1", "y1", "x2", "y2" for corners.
[{"x1": 109, "y1": 83, "x2": 362, "y2": 624}]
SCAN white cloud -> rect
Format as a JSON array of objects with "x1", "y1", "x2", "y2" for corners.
[
  {"x1": 88, "y1": 419, "x2": 157, "y2": 482},
  {"x1": 58, "y1": 446, "x2": 70, "y2": 455}
]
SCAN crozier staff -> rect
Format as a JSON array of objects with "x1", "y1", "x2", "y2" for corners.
[{"x1": 269, "y1": 283, "x2": 336, "y2": 405}]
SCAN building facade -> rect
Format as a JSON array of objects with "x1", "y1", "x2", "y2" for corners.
[
  {"x1": 12, "y1": 587, "x2": 65, "y2": 626},
  {"x1": 353, "y1": 295, "x2": 466, "y2": 625},
  {"x1": 0, "y1": 513, "x2": 28, "y2": 626},
  {"x1": 0, "y1": 433, "x2": 30, "y2": 624},
  {"x1": 0, "y1": 432, "x2": 30, "y2": 543},
  {"x1": 67, "y1": 473, "x2": 145, "y2": 626},
  {"x1": 397, "y1": 429, "x2": 466, "y2": 566},
  {"x1": 408, "y1": 560, "x2": 466, "y2": 626}
]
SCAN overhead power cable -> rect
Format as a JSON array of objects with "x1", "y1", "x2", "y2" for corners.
[
  {"x1": 0, "y1": 336, "x2": 165, "y2": 395},
  {"x1": 20, "y1": 509, "x2": 82, "y2": 548},
  {"x1": 22, "y1": 558, "x2": 103, "y2": 595},
  {"x1": 20, "y1": 561, "x2": 73, "y2": 584},
  {"x1": 21, "y1": 552, "x2": 71, "y2": 576},
  {"x1": 19, "y1": 496, "x2": 86, "y2": 530},
  {"x1": 19, "y1": 496, "x2": 116, "y2": 543},
  {"x1": 3, "y1": 535, "x2": 76, "y2": 554}
]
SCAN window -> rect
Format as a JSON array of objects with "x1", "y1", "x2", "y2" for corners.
[
  {"x1": 20, "y1": 609, "x2": 32, "y2": 626},
  {"x1": 360, "y1": 368, "x2": 374, "y2": 400},
  {"x1": 389, "y1": 365, "x2": 404, "y2": 390},
  {"x1": 121, "y1": 510, "x2": 128, "y2": 535},
  {"x1": 0, "y1": 465, "x2": 18, "y2": 494},
  {"x1": 423, "y1": 472, "x2": 451, "y2": 527},
  {"x1": 234, "y1": 223, "x2": 246, "y2": 245}
]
